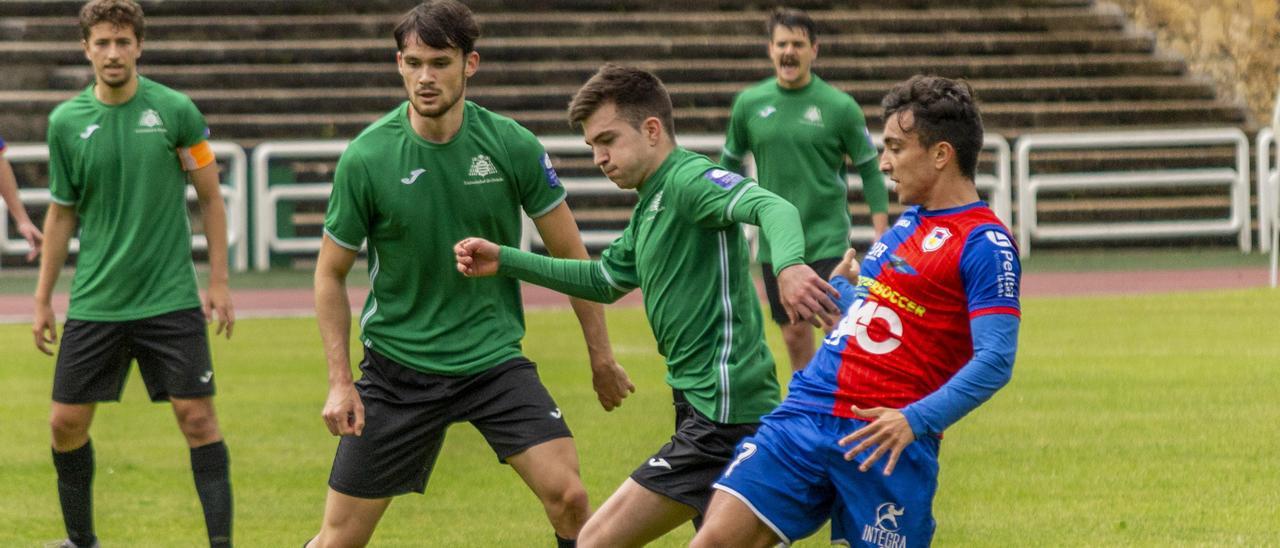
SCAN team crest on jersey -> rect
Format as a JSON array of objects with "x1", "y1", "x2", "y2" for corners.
[
  {"x1": 921, "y1": 227, "x2": 952, "y2": 252},
  {"x1": 464, "y1": 154, "x2": 504, "y2": 186},
  {"x1": 135, "y1": 109, "x2": 167, "y2": 134},
  {"x1": 704, "y1": 168, "x2": 744, "y2": 190},
  {"x1": 803, "y1": 105, "x2": 823, "y2": 126},
  {"x1": 541, "y1": 153, "x2": 562, "y2": 188},
  {"x1": 758, "y1": 105, "x2": 777, "y2": 118}
]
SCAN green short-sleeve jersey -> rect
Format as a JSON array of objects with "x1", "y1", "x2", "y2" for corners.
[
  {"x1": 46, "y1": 77, "x2": 208, "y2": 321},
  {"x1": 597, "y1": 148, "x2": 780, "y2": 424},
  {"x1": 324, "y1": 101, "x2": 567, "y2": 375},
  {"x1": 722, "y1": 75, "x2": 884, "y2": 262}
]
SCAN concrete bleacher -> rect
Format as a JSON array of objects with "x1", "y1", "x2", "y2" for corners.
[{"x1": 0, "y1": 0, "x2": 1255, "y2": 260}]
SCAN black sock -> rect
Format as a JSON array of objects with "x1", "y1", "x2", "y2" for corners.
[
  {"x1": 191, "y1": 441, "x2": 233, "y2": 548},
  {"x1": 556, "y1": 533, "x2": 575, "y2": 548},
  {"x1": 52, "y1": 440, "x2": 96, "y2": 548}
]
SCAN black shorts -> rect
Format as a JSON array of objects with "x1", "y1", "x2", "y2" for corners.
[
  {"x1": 328, "y1": 347, "x2": 573, "y2": 499},
  {"x1": 629, "y1": 391, "x2": 759, "y2": 516},
  {"x1": 52, "y1": 307, "x2": 215, "y2": 404},
  {"x1": 760, "y1": 256, "x2": 843, "y2": 325}
]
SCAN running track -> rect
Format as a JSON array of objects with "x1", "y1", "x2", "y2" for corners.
[{"x1": 0, "y1": 266, "x2": 1270, "y2": 323}]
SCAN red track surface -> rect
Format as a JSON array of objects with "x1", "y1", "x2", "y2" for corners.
[{"x1": 0, "y1": 267, "x2": 1269, "y2": 324}]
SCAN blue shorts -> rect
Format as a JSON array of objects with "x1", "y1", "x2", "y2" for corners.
[{"x1": 712, "y1": 406, "x2": 940, "y2": 546}]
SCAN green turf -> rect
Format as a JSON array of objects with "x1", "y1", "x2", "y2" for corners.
[{"x1": 2, "y1": 288, "x2": 1278, "y2": 546}]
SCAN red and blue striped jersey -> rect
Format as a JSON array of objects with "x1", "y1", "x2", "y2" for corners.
[{"x1": 782, "y1": 201, "x2": 1021, "y2": 418}]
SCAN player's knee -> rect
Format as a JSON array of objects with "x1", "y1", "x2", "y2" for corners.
[
  {"x1": 177, "y1": 409, "x2": 220, "y2": 442},
  {"x1": 545, "y1": 481, "x2": 590, "y2": 518},
  {"x1": 49, "y1": 412, "x2": 90, "y2": 444}
]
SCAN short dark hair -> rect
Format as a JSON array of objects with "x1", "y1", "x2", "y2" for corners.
[
  {"x1": 568, "y1": 64, "x2": 675, "y2": 138},
  {"x1": 767, "y1": 7, "x2": 816, "y2": 43},
  {"x1": 394, "y1": 0, "x2": 480, "y2": 55},
  {"x1": 79, "y1": 0, "x2": 144, "y2": 41},
  {"x1": 881, "y1": 75, "x2": 984, "y2": 180}
]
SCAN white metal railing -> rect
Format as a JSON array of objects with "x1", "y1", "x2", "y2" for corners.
[
  {"x1": 1, "y1": 141, "x2": 249, "y2": 271},
  {"x1": 1271, "y1": 85, "x2": 1280, "y2": 288},
  {"x1": 253, "y1": 133, "x2": 1014, "y2": 269},
  {"x1": 1258, "y1": 128, "x2": 1276, "y2": 254},
  {"x1": 1016, "y1": 128, "x2": 1252, "y2": 258},
  {"x1": 251, "y1": 135, "x2": 737, "y2": 270},
  {"x1": 250, "y1": 140, "x2": 350, "y2": 271}
]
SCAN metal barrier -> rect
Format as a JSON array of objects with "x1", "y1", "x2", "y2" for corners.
[
  {"x1": 1015, "y1": 128, "x2": 1252, "y2": 258},
  {"x1": 1, "y1": 141, "x2": 249, "y2": 271},
  {"x1": 251, "y1": 135, "x2": 739, "y2": 269},
  {"x1": 252, "y1": 133, "x2": 1014, "y2": 269},
  {"x1": 1258, "y1": 128, "x2": 1275, "y2": 254},
  {"x1": 250, "y1": 140, "x2": 350, "y2": 271},
  {"x1": 1271, "y1": 86, "x2": 1280, "y2": 288}
]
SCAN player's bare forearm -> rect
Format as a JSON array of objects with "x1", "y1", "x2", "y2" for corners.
[
  {"x1": 534, "y1": 201, "x2": 634, "y2": 408},
  {"x1": 191, "y1": 163, "x2": 235, "y2": 336},
  {"x1": 534, "y1": 202, "x2": 616, "y2": 357},
  {"x1": 0, "y1": 158, "x2": 35, "y2": 226},
  {"x1": 32, "y1": 204, "x2": 75, "y2": 354},
  {"x1": 34, "y1": 204, "x2": 75, "y2": 306},
  {"x1": 191, "y1": 164, "x2": 229, "y2": 286},
  {"x1": 315, "y1": 237, "x2": 358, "y2": 386}
]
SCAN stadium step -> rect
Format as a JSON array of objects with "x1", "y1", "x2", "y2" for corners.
[
  {"x1": 0, "y1": 32, "x2": 1157, "y2": 67},
  {"x1": 1, "y1": 8, "x2": 1123, "y2": 42},
  {"x1": 0, "y1": 0, "x2": 1098, "y2": 18},
  {"x1": 34, "y1": 54, "x2": 1187, "y2": 92}
]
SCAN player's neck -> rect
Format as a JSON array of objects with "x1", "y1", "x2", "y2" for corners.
[
  {"x1": 776, "y1": 72, "x2": 813, "y2": 90},
  {"x1": 409, "y1": 99, "x2": 466, "y2": 144},
  {"x1": 922, "y1": 175, "x2": 981, "y2": 211},
  {"x1": 636, "y1": 141, "x2": 677, "y2": 192},
  {"x1": 93, "y1": 75, "x2": 139, "y2": 106}
]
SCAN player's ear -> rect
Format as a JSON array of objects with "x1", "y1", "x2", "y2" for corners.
[
  {"x1": 643, "y1": 117, "x2": 663, "y2": 146},
  {"x1": 464, "y1": 51, "x2": 479, "y2": 78},
  {"x1": 933, "y1": 141, "x2": 954, "y2": 172}
]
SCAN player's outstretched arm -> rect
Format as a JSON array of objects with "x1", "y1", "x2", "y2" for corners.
[
  {"x1": 32, "y1": 203, "x2": 75, "y2": 355},
  {"x1": 532, "y1": 203, "x2": 635, "y2": 411},
  {"x1": 722, "y1": 182, "x2": 841, "y2": 326},
  {"x1": 315, "y1": 236, "x2": 365, "y2": 437},
  {"x1": 0, "y1": 156, "x2": 43, "y2": 261},
  {"x1": 191, "y1": 162, "x2": 234, "y2": 339},
  {"x1": 457, "y1": 238, "x2": 630, "y2": 304}
]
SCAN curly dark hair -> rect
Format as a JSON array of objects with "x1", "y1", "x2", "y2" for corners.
[
  {"x1": 79, "y1": 0, "x2": 144, "y2": 41},
  {"x1": 881, "y1": 75, "x2": 984, "y2": 180}
]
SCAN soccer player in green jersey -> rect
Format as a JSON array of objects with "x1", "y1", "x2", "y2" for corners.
[
  {"x1": 0, "y1": 134, "x2": 44, "y2": 261},
  {"x1": 455, "y1": 64, "x2": 841, "y2": 547},
  {"x1": 33, "y1": 1, "x2": 235, "y2": 547},
  {"x1": 721, "y1": 8, "x2": 891, "y2": 372},
  {"x1": 306, "y1": 3, "x2": 632, "y2": 547}
]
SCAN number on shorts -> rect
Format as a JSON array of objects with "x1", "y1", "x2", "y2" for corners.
[{"x1": 723, "y1": 442, "x2": 757, "y2": 478}]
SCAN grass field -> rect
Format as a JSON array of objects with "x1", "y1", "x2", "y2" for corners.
[{"x1": 2, "y1": 288, "x2": 1279, "y2": 546}]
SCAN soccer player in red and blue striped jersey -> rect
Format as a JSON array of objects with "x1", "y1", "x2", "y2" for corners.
[{"x1": 694, "y1": 75, "x2": 1021, "y2": 548}]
